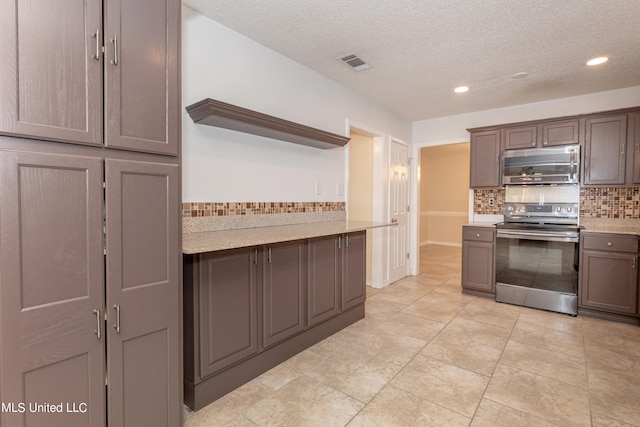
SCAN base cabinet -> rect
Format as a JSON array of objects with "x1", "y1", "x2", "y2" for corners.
[
  {"x1": 184, "y1": 231, "x2": 366, "y2": 410},
  {"x1": 263, "y1": 241, "x2": 306, "y2": 348},
  {"x1": 579, "y1": 233, "x2": 639, "y2": 319},
  {"x1": 462, "y1": 226, "x2": 496, "y2": 297}
]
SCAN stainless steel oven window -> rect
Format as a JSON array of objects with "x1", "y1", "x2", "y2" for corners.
[{"x1": 496, "y1": 235, "x2": 579, "y2": 295}]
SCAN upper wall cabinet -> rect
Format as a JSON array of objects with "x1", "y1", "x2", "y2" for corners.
[
  {"x1": 0, "y1": 0, "x2": 179, "y2": 156},
  {"x1": 633, "y1": 112, "x2": 640, "y2": 184},
  {"x1": 583, "y1": 114, "x2": 628, "y2": 185},
  {"x1": 469, "y1": 130, "x2": 501, "y2": 188},
  {"x1": 503, "y1": 120, "x2": 579, "y2": 150}
]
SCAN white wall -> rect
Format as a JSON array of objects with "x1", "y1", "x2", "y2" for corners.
[
  {"x1": 181, "y1": 6, "x2": 412, "y2": 202},
  {"x1": 412, "y1": 86, "x2": 640, "y2": 145}
]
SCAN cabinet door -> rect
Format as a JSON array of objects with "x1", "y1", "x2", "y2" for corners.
[
  {"x1": 580, "y1": 251, "x2": 638, "y2": 315},
  {"x1": 197, "y1": 248, "x2": 259, "y2": 378},
  {"x1": 470, "y1": 130, "x2": 500, "y2": 187},
  {"x1": 584, "y1": 115, "x2": 628, "y2": 185},
  {"x1": 541, "y1": 120, "x2": 580, "y2": 147},
  {"x1": 462, "y1": 241, "x2": 495, "y2": 293},
  {"x1": 263, "y1": 241, "x2": 306, "y2": 347},
  {"x1": 105, "y1": 160, "x2": 181, "y2": 427},
  {"x1": 504, "y1": 125, "x2": 537, "y2": 150},
  {"x1": 633, "y1": 112, "x2": 640, "y2": 184},
  {"x1": 0, "y1": 151, "x2": 105, "y2": 427},
  {"x1": 104, "y1": 0, "x2": 180, "y2": 156},
  {"x1": 0, "y1": 0, "x2": 102, "y2": 145},
  {"x1": 343, "y1": 232, "x2": 366, "y2": 311},
  {"x1": 307, "y1": 235, "x2": 341, "y2": 326}
]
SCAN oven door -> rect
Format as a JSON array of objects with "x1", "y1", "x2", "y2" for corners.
[{"x1": 495, "y1": 229, "x2": 579, "y2": 315}]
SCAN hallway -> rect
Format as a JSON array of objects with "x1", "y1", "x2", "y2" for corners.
[{"x1": 185, "y1": 245, "x2": 640, "y2": 426}]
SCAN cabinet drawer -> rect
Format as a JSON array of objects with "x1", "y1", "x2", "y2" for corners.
[
  {"x1": 582, "y1": 234, "x2": 639, "y2": 253},
  {"x1": 463, "y1": 227, "x2": 495, "y2": 242}
]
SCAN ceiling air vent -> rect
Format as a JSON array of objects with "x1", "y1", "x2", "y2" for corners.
[{"x1": 338, "y1": 53, "x2": 370, "y2": 71}]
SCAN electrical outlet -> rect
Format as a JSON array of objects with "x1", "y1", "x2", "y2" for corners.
[
  {"x1": 488, "y1": 197, "x2": 495, "y2": 207},
  {"x1": 336, "y1": 184, "x2": 344, "y2": 196},
  {"x1": 315, "y1": 182, "x2": 322, "y2": 195}
]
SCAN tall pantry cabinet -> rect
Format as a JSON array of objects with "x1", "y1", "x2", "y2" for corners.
[{"x1": 0, "y1": 1, "x2": 181, "y2": 426}]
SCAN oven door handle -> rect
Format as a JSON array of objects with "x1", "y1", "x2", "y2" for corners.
[{"x1": 497, "y1": 231, "x2": 579, "y2": 243}]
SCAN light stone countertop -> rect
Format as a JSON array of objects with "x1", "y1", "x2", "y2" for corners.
[
  {"x1": 183, "y1": 220, "x2": 395, "y2": 254},
  {"x1": 463, "y1": 222, "x2": 498, "y2": 228},
  {"x1": 580, "y1": 218, "x2": 640, "y2": 236}
]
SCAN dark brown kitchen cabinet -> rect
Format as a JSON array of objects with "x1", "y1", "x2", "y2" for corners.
[
  {"x1": 462, "y1": 226, "x2": 496, "y2": 297},
  {"x1": 0, "y1": 0, "x2": 179, "y2": 156},
  {"x1": 342, "y1": 232, "x2": 367, "y2": 311},
  {"x1": 503, "y1": 120, "x2": 580, "y2": 150},
  {"x1": 579, "y1": 233, "x2": 639, "y2": 319},
  {"x1": 0, "y1": 150, "x2": 181, "y2": 427},
  {"x1": 583, "y1": 114, "x2": 628, "y2": 185},
  {"x1": 308, "y1": 235, "x2": 342, "y2": 326},
  {"x1": 469, "y1": 130, "x2": 501, "y2": 188},
  {"x1": 184, "y1": 231, "x2": 367, "y2": 410},
  {"x1": 503, "y1": 125, "x2": 538, "y2": 149},
  {"x1": 633, "y1": 112, "x2": 640, "y2": 184},
  {"x1": 196, "y1": 247, "x2": 259, "y2": 377},
  {"x1": 263, "y1": 240, "x2": 306, "y2": 348},
  {"x1": 541, "y1": 120, "x2": 580, "y2": 147}
]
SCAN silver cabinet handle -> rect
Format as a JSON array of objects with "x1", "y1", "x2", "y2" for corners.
[
  {"x1": 267, "y1": 247, "x2": 272, "y2": 264},
  {"x1": 91, "y1": 29, "x2": 100, "y2": 60},
  {"x1": 113, "y1": 304, "x2": 121, "y2": 333},
  {"x1": 345, "y1": 235, "x2": 349, "y2": 247},
  {"x1": 338, "y1": 236, "x2": 341, "y2": 249},
  {"x1": 93, "y1": 309, "x2": 101, "y2": 339},
  {"x1": 253, "y1": 249, "x2": 258, "y2": 265},
  {"x1": 607, "y1": 242, "x2": 612, "y2": 247},
  {"x1": 633, "y1": 257, "x2": 637, "y2": 269},
  {"x1": 391, "y1": 218, "x2": 398, "y2": 223},
  {"x1": 110, "y1": 36, "x2": 118, "y2": 65}
]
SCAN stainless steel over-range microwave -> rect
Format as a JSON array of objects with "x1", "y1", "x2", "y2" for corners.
[{"x1": 502, "y1": 145, "x2": 580, "y2": 185}]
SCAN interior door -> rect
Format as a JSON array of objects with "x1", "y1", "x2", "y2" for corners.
[
  {"x1": 105, "y1": 159, "x2": 180, "y2": 427},
  {"x1": 0, "y1": 151, "x2": 105, "y2": 427},
  {"x1": 389, "y1": 140, "x2": 410, "y2": 284}
]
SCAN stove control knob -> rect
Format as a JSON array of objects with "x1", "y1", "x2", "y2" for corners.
[
  {"x1": 566, "y1": 207, "x2": 572, "y2": 212},
  {"x1": 556, "y1": 207, "x2": 562, "y2": 212},
  {"x1": 506, "y1": 205, "x2": 514, "y2": 211}
]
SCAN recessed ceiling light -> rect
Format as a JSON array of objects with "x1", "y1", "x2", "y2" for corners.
[
  {"x1": 586, "y1": 56, "x2": 608, "y2": 66},
  {"x1": 454, "y1": 86, "x2": 469, "y2": 93}
]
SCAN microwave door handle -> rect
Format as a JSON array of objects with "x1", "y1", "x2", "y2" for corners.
[{"x1": 570, "y1": 149, "x2": 575, "y2": 181}]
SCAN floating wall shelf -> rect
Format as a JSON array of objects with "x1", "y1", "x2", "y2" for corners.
[{"x1": 185, "y1": 98, "x2": 350, "y2": 149}]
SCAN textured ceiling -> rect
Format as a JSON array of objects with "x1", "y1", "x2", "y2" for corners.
[{"x1": 182, "y1": 0, "x2": 640, "y2": 121}]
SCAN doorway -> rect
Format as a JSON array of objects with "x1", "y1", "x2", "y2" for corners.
[
  {"x1": 419, "y1": 143, "x2": 470, "y2": 247},
  {"x1": 347, "y1": 130, "x2": 374, "y2": 285}
]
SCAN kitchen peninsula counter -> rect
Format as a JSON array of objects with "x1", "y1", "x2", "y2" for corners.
[
  {"x1": 183, "y1": 219, "x2": 392, "y2": 410},
  {"x1": 183, "y1": 219, "x2": 394, "y2": 254}
]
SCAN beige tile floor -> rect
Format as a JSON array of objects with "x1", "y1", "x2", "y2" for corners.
[{"x1": 184, "y1": 245, "x2": 640, "y2": 427}]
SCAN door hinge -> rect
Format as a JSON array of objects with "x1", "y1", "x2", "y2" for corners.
[
  {"x1": 406, "y1": 252, "x2": 410, "y2": 259},
  {"x1": 102, "y1": 181, "x2": 106, "y2": 189},
  {"x1": 407, "y1": 205, "x2": 410, "y2": 212}
]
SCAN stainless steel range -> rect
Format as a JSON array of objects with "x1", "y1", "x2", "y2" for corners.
[{"x1": 495, "y1": 185, "x2": 580, "y2": 315}]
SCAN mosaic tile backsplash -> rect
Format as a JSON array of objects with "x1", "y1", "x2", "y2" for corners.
[
  {"x1": 474, "y1": 187, "x2": 640, "y2": 219},
  {"x1": 183, "y1": 202, "x2": 346, "y2": 218}
]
